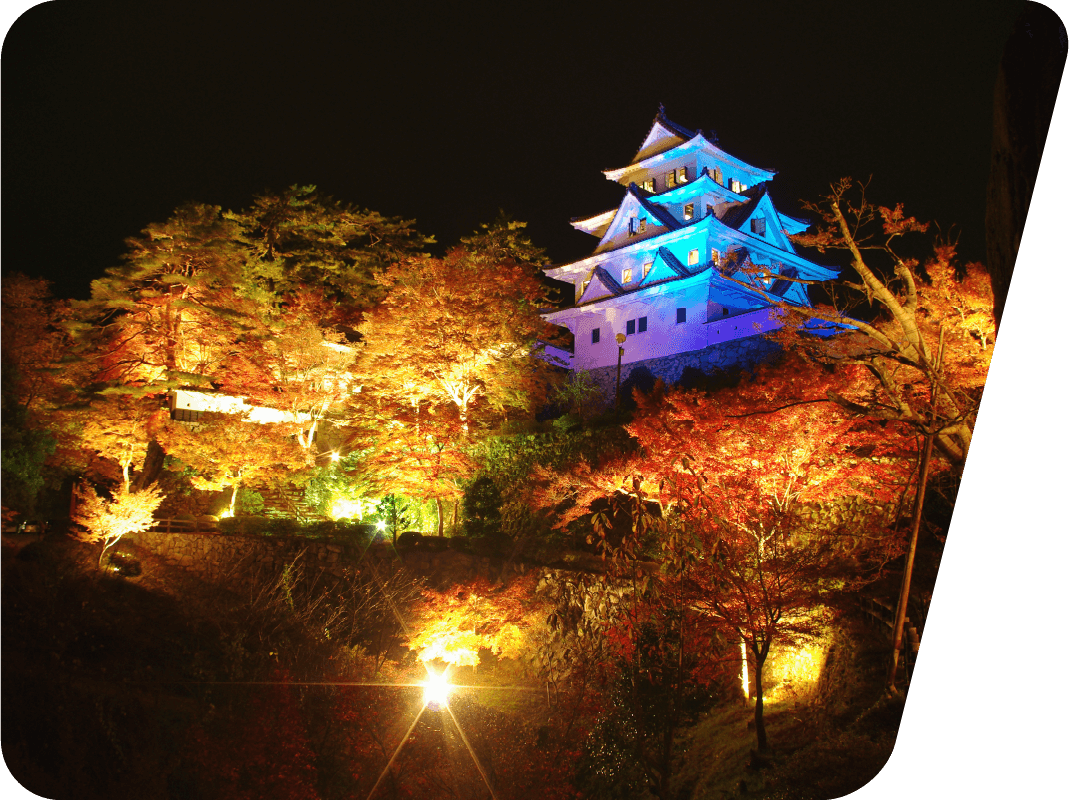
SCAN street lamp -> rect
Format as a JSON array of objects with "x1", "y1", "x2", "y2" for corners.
[{"x1": 615, "y1": 332, "x2": 626, "y2": 412}]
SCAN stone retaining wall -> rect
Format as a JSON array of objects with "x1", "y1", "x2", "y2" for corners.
[{"x1": 586, "y1": 335, "x2": 780, "y2": 404}]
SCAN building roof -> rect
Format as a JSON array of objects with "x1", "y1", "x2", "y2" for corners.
[{"x1": 630, "y1": 185, "x2": 682, "y2": 232}]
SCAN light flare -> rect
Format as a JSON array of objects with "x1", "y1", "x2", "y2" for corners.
[{"x1": 422, "y1": 666, "x2": 452, "y2": 709}]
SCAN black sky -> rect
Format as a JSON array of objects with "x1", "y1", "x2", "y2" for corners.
[{"x1": 2, "y1": 1, "x2": 1029, "y2": 299}]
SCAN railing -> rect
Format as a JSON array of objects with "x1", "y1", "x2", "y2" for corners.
[
  {"x1": 149, "y1": 517, "x2": 212, "y2": 533},
  {"x1": 703, "y1": 306, "x2": 783, "y2": 346},
  {"x1": 536, "y1": 341, "x2": 573, "y2": 369},
  {"x1": 860, "y1": 594, "x2": 921, "y2": 681}
]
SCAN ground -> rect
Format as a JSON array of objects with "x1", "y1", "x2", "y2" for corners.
[{"x1": 2, "y1": 533, "x2": 903, "y2": 799}]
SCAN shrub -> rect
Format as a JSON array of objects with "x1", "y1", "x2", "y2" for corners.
[
  {"x1": 463, "y1": 475, "x2": 503, "y2": 540},
  {"x1": 448, "y1": 535, "x2": 472, "y2": 554},
  {"x1": 396, "y1": 531, "x2": 424, "y2": 549}
]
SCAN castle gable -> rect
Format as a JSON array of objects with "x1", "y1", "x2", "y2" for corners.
[
  {"x1": 577, "y1": 265, "x2": 623, "y2": 304},
  {"x1": 594, "y1": 187, "x2": 680, "y2": 254},
  {"x1": 631, "y1": 108, "x2": 697, "y2": 163},
  {"x1": 631, "y1": 246, "x2": 690, "y2": 289}
]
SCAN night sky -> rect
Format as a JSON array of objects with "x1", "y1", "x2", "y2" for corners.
[{"x1": 1, "y1": 1, "x2": 1030, "y2": 299}]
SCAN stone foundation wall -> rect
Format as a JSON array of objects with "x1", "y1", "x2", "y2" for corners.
[{"x1": 585, "y1": 335, "x2": 781, "y2": 404}]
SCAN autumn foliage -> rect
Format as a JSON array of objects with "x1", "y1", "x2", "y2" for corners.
[{"x1": 71, "y1": 481, "x2": 165, "y2": 568}]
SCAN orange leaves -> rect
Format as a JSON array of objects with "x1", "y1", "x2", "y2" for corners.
[
  {"x1": 406, "y1": 575, "x2": 544, "y2": 667},
  {"x1": 878, "y1": 203, "x2": 930, "y2": 238}
]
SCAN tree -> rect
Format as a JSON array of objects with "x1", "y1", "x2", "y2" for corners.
[
  {"x1": 71, "y1": 204, "x2": 248, "y2": 388},
  {"x1": 357, "y1": 243, "x2": 556, "y2": 433},
  {"x1": 1, "y1": 274, "x2": 74, "y2": 415},
  {"x1": 218, "y1": 290, "x2": 357, "y2": 451},
  {"x1": 345, "y1": 397, "x2": 474, "y2": 536},
  {"x1": 405, "y1": 575, "x2": 545, "y2": 669},
  {"x1": 535, "y1": 354, "x2": 914, "y2": 752},
  {"x1": 225, "y1": 183, "x2": 433, "y2": 308},
  {"x1": 1, "y1": 275, "x2": 80, "y2": 514},
  {"x1": 769, "y1": 178, "x2": 995, "y2": 469},
  {"x1": 623, "y1": 365, "x2": 912, "y2": 750},
  {"x1": 157, "y1": 412, "x2": 309, "y2": 517},
  {"x1": 77, "y1": 394, "x2": 167, "y2": 493},
  {"x1": 68, "y1": 204, "x2": 254, "y2": 492},
  {"x1": 71, "y1": 481, "x2": 165, "y2": 568},
  {"x1": 766, "y1": 180, "x2": 996, "y2": 689}
]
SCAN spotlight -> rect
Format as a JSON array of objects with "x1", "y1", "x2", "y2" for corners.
[{"x1": 422, "y1": 668, "x2": 452, "y2": 708}]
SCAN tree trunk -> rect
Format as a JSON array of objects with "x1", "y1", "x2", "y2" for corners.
[
  {"x1": 98, "y1": 533, "x2": 122, "y2": 570},
  {"x1": 754, "y1": 649, "x2": 769, "y2": 751},
  {"x1": 435, "y1": 497, "x2": 444, "y2": 537},
  {"x1": 130, "y1": 439, "x2": 166, "y2": 492},
  {"x1": 452, "y1": 500, "x2": 458, "y2": 535}
]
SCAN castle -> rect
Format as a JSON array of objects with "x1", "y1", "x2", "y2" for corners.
[{"x1": 541, "y1": 108, "x2": 837, "y2": 397}]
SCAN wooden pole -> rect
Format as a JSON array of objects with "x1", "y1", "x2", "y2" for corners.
[{"x1": 887, "y1": 430, "x2": 935, "y2": 693}]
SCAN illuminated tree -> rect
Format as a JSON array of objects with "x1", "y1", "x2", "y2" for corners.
[
  {"x1": 357, "y1": 241, "x2": 556, "y2": 433},
  {"x1": 219, "y1": 290, "x2": 357, "y2": 451},
  {"x1": 347, "y1": 399, "x2": 475, "y2": 536},
  {"x1": 625, "y1": 365, "x2": 911, "y2": 751},
  {"x1": 1, "y1": 274, "x2": 74, "y2": 414},
  {"x1": 71, "y1": 204, "x2": 247, "y2": 387},
  {"x1": 157, "y1": 412, "x2": 309, "y2": 517},
  {"x1": 1, "y1": 275, "x2": 76, "y2": 513},
  {"x1": 536, "y1": 354, "x2": 914, "y2": 753},
  {"x1": 405, "y1": 575, "x2": 545, "y2": 669},
  {"x1": 77, "y1": 394, "x2": 168, "y2": 493},
  {"x1": 225, "y1": 183, "x2": 433, "y2": 308},
  {"x1": 71, "y1": 481, "x2": 165, "y2": 568},
  {"x1": 761, "y1": 180, "x2": 996, "y2": 688},
  {"x1": 765, "y1": 179, "x2": 996, "y2": 469}
]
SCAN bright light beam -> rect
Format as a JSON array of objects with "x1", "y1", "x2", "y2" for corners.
[
  {"x1": 365, "y1": 702, "x2": 428, "y2": 800},
  {"x1": 444, "y1": 703, "x2": 499, "y2": 800}
]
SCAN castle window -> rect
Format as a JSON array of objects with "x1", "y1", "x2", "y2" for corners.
[
  {"x1": 639, "y1": 218, "x2": 647, "y2": 233},
  {"x1": 642, "y1": 178, "x2": 655, "y2": 192},
  {"x1": 751, "y1": 217, "x2": 767, "y2": 236},
  {"x1": 688, "y1": 249, "x2": 700, "y2": 266},
  {"x1": 722, "y1": 307, "x2": 729, "y2": 316},
  {"x1": 730, "y1": 179, "x2": 742, "y2": 193},
  {"x1": 684, "y1": 203, "x2": 694, "y2": 221},
  {"x1": 643, "y1": 261, "x2": 653, "y2": 278},
  {"x1": 678, "y1": 166, "x2": 688, "y2": 183},
  {"x1": 638, "y1": 316, "x2": 648, "y2": 333},
  {"x1": 676, "y1": 308, "x2": 686, "y2": 324},
  {"x1": 713, "y1": 167, "x2": 723, "y2": 185},
  {"x1": 711, "y1": 249, "x2": 720, "y2": 265},
  {"x1": 622, "y1": 268, "x2": 633, "y2": 284},
  {"x1": 626, "y1": 319, "x2": 636, "y2": 335},
  {"x1": 665, "y1": 170, "x2": 677, "y2": 188},
  {"x1": 592, "y1": 327, "x2": 600, "y2": 344}
]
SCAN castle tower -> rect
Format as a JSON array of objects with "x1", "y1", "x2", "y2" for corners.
[{"x1": 541, "y1": 108, "x2": 837, "y2": 393}]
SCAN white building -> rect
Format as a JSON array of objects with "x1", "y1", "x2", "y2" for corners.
[{"x1": 542, "y1": 108, "x2": 837, "y2": 393}]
